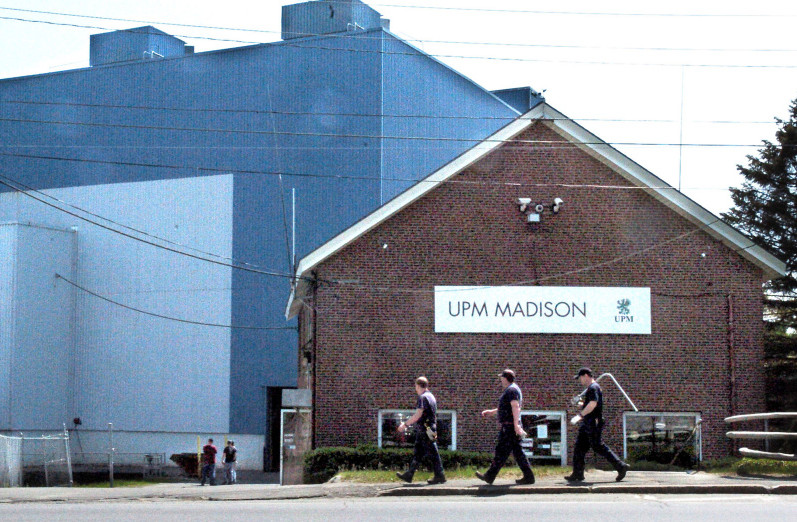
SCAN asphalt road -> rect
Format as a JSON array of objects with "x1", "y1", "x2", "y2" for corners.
[{"x1": 2, "y1": 494, "x2": 796, "y2": 521}]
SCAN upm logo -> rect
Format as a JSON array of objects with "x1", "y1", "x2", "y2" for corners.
[{"x1": 615, "y1": 298, "x2": 633, "y2": 323}]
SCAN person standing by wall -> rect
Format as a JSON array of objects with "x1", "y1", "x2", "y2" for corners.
[
  {"x1": 565, "y1": 367, "x2": 630, "y2": 482},
  {"x1": 475, "y1": 369, "x2": 535, "y2": 485},
  {"x1": 396, "y1": 376, "x2": 447, "y2": 485},
  {"x1": 200, "y1": 438, "x2": 217, "y2": 486},
  {"x1": 222, "y1": 440, "x2": 237, "y2": 485}
]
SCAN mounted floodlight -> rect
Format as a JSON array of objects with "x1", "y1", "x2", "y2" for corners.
[
  {"x1": 517, "y1": 197, "x2": 531, "y2": 212},
  {"x1": 552, "y1": 197, "x2": 563, "y2": 213}
]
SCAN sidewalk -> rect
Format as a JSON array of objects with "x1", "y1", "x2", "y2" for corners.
[{"x1": 1, "y1": 471, "x2": 795, "y2": 503}]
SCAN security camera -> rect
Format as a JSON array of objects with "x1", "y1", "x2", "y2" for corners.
[
  {"x1": 517, "y1": 197, "x2": 531, "y2": 212},
  {"x1": 552, "y1": 197, "x2": 563, "y2": 213},
  {"x1": 534, "y1": 203, "x2": 545, "y2": 214}
]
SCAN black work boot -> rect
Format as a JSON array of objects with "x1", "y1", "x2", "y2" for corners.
[
  {"x1": 427, "y1": 475, "x2": 447, "y2": 485},
  {"x1": 515, "y1": 473, "x2": 535, "y2": 485},
  {"x1": 475, "y1": 471, "x2": 494, "y2": 485},
  {"x1": 615, "y1": 462, "x2": 630, "y2": 482},
  {"x1": 564, "y1": 473, "x2": 585, "y2": 482},
  {"x1": 396, "y1": 471, "x2": 413, "y2": 483}
]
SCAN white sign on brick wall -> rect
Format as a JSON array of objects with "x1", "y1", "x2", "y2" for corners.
[{"x1": 434, "y1": 286, "x2": 651, "y2": 334}]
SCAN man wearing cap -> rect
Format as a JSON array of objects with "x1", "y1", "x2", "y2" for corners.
[
  {"x1": 222, "y1": 440, "x2": 237, "y2": 485},
  {"x1": 565, "y1": 367, "x2": 630, "y2": 482},
  {"x1": 475, "y1": 369, "x2": 535, "y2": 485},
  {"x1": 396, "y1": 376, "x2": 446, "y2": 485}
]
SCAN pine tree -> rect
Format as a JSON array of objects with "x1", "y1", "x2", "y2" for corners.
[{"x1": 722, "y1": 99, "x2": 797, "y2": 414}]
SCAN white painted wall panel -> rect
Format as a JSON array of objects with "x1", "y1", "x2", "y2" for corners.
[
  {"x1": 11, "y1": 224, "x2": 75, "y2": 430},
  {"x1": 0, "y1": 175, "x2": 234, "y2": 434},
  {"x1": 0, "y1": 225, "x2": 17, "y2": 429}
]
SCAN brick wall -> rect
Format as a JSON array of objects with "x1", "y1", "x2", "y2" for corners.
[{"x1": 304, "y1": 121, "x2": 766, "y2": 462}]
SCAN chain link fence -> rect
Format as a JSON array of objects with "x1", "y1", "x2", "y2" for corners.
[{"x1": 0, "y1": 430, "x2": 73, "y2": 487}]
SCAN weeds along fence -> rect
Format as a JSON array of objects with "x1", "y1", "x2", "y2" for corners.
[{"x1": 0, "y1": 429, "x2": 73, "y2": 487}]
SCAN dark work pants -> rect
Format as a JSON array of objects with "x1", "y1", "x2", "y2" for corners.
[
  {"x1": 408, "y1": 432, "x2": 445, "y2": 478},
  {"x1": 200, "y1": 463, "x2": 216, "y2": 485},
  {"x1": 485, "y1": 425, "x2": 534, "y2": 481},
  {"x1": 572, "y1": 418, "x2": 623, "y2": 477}
]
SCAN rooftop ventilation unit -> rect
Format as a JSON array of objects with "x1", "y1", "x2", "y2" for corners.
[{"x1": 281, "y1": 0, "x2": 388, "y2": 40}]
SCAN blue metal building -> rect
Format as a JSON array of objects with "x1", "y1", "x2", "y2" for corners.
[{"x1": 0, "y1": 0, "x2": 541, "y2": 469}]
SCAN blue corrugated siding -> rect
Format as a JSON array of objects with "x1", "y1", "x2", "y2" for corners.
[
  {"x1": 381, "y1": 35, "x2": 519, "y2": 202},
  {"x1": 0, "y1": 28, "x2": 524, "y2": 436}
]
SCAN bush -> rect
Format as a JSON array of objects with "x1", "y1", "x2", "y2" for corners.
[
  {"x1": 736, "y1": 458, "x2": 797, "y2": 476},
  {"x1": 303, "y1": 445, "x2": 494, "y2": 484}
]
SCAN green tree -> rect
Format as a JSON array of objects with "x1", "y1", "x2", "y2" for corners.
[{"x1": 722, "y1": 98, "x2": 797, "y2": 414}]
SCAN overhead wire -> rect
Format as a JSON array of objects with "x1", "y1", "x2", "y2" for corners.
[
  {"x1": 0, "y1": 171, "x2": 289, "y2": 275},
  {"x1": 0, "y1": 173, "x2": 301, "y2": 281},
  {"x1": 370, "y1": 3, "x2": 797, "y2": 18},
  {"x1": 0, "y1": 149, "x2": 784, "y2": 205},
  {"x1": 55, "y1": 273, "x2": 296, "y2": 330},
  {"x1": 3, "y1": 14, "x2": 797, "y2": 69},
  {"x1": 0, "y1": 99, "x2": 779, "y2": 126},
  {"x1": 0, "y1": 6, "x2": 787, "y2": 325},
  {"x1": 0, "y1": 158, "x2": 777, "y2": 300},
  {"x1": 0, "y1": 116, "x2": 781, "y2": 148},
  {"x1": 0, "y1": 150, "x2": 725, "y2": 192},
  {"x1": 3, "y1": 4, "x2": 797, "y2": 52}
]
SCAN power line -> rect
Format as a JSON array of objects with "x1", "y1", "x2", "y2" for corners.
[
  {"x1": 0, "y1": 116, "x2": 778, "y2": 148},
  {"x1": 373, "y1": 3, "x2": 797, "y2": 18},
  {"x1": 0, "y1": 99, "x2": 778, "y2": 125},
  {"x1": 0, "y1": 160, "x2": 774, "y2": 298},
  {"x1": 0, "y1": 149, "x2": 781, "y2": 199},
  {"x1": 0, "y1": 151, "x2": 730, "y2": 191},
  {"x1": 0, "y1": 15, "x2": 260, "y2": 47},
  {"x1": 282, "y1": 39, "x2": 797, "y2": 69},
  {"x1": 3, "y1": 5, "x2": 797, "y2": 53},
  {"x1": 55, "y1": 273, "x2": 295, "y2": 330},
  {"x1": 4, "y1": 14, "x2": 797, "y2": 70},
  {"x1": 0, "y1": 171, "x2": 286, "y2": 274},
  {"x1": 0, "y1": 173, "x2": 300, "y2": 280}
]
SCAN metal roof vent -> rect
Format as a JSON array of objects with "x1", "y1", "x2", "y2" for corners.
[
  {"x1": 281, "y1": 0, "x2": 388, "y2": 40},
  {"x1": 90, "y1": 26, "x2": 193, "y2": 67}
]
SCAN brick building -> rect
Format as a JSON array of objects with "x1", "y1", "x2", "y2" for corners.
[{"x1": 286, "y1": 105, "x2": 786, "y2": 465}]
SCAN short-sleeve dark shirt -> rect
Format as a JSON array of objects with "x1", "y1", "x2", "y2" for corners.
[
  {"x1": 583, "y1": 382, "x2": 603, "y2": 421},
  {"x1": 203, "y1": 444, "x2": 217, "y2": 465},
  {"x1": 498, "y1": 383, "x2": 522, "y2": 424},
  {"x1": 223, "y1": 446, "x2": 237, "y2": 463},
  {"x1": 415, "y1": 390, "x2": 438, "y2": 432}
]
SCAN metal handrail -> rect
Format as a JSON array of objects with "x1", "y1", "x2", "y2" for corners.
[
  {"x1": 572, "y1": 373, "x2": 639, "y2": 412},
  {"x1": 725, "y1": 412, "x2": 797, "y2": 423},
  {"x1": 724, "y1": 412, "x2": 797, "y2": 461}
]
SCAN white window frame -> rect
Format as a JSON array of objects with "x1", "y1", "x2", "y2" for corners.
[
  {"x1": 377, "y1": 409, "x2": 458, "y2": 450},
  {"x1": 622, "y1": 411, "x2": 702, "y2": 463},
  {"x1": 520, "y1": 410, "x2": 568, "y2": 466}
]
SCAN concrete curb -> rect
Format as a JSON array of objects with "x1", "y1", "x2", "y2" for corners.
[
  {"x1": 1, "y1": 473, "x2": 796, "y2": 503},
  {"x1": 379, "y1": 484, "x2": 783, "y2": 496}
]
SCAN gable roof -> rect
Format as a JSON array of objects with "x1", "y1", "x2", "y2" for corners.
[{"x1": 286, "y1": 102, "x2": 787, "y2": 319}]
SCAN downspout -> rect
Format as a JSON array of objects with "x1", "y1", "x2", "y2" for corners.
[
  {"x1": 310, "y1": 272, "x2": 319, "y2": 450},
  {"x1": 727, "y1": 293, "x2": 736, "y2": 417},
  {"x1": 727, "y1": 293, "x2": 736, "y2": 454}
]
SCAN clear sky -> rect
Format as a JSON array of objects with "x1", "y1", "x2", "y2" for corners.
[{"x1": 2, "y1": 0, "x2": 797, "y2": 215}]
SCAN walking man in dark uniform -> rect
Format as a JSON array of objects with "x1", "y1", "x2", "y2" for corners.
[
  {"x1": 396, "y1": 376, "x2": 446, "y2": 484},
  {"x1": 565, "y1": 367, "x2": 630, "y2": 482},
  {"x1": 475, "y1": 369, "x2": 535, "y2": 485}
]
